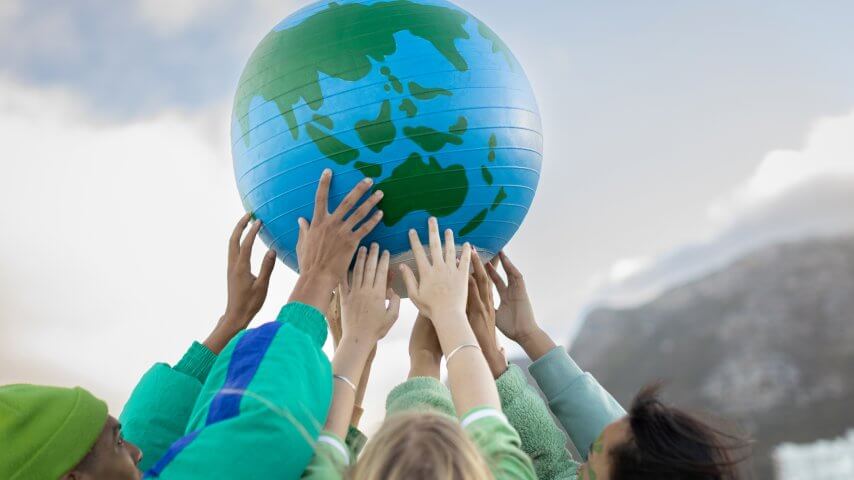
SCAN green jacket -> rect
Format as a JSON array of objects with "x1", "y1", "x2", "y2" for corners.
[{"x1": 120, "y1": 303, "x2": 332, "y2": 479}]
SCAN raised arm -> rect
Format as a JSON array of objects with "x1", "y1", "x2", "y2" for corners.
[
  {"x1": 487, "y1": 251, "x2": 626, "y2": 460},
  {"x1": 400, "y1": 217, "x2": 499, "y2": 414},
  {"x1": 147, "y1": 170, "x2": 386, "y2": 479},
  {"x1": 466, "y1": 251, "x2": 579, "y2": 480},
  {"x1": 121, "y1": 214, "x2": 276, "y2": 471}
]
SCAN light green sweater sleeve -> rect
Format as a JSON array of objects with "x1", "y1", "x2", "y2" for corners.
[
  {"x1": 385, "y1": 376, "x2": 456, "y2": 418},
  {"x1": 529, "y1": 347, "x2": 626, "y2": 460},
  {"x1": 462, "y1": 408, "x2": 537, "y2": 480},
  {"x1": 301, "y1": 432, "x2": 351, "y2": 479},
  {"x1": 497, "y1": 364, "x2": 579, "y2": 479}
]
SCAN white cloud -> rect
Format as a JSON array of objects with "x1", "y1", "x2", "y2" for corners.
[
  {"x1": 0, "y1": 76, "x2": 298, "y2": 410},
  {"x1": 134, "y1": 0, "x2": 231, "y2": 34},
  {"x1": 589, "y1": 109, "x2": 854, "y2": 312}
]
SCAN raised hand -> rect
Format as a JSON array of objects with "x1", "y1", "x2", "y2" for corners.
[
  {"x1": 326, "y1": 243, "x2": 400, "y2": 437},
  {"x1": 204, "y1": 213, "x2": 276, "y2": 354},
  {"x1": 486, "y1": 251, "x2": 556, "y2": 361},
  {"x1": 289, "y1": 169, "x2": 385, "y2": 311},
  {"x1": 399, "y1": 217, "x2": 471, "y2": 321},
  {"x1": 400, "y1": 217, "x2": 500, "y2": 414},
  {"x1": 485, "y1": 251, "x2": 538, "y2": 344},
  {"x1": 467, "y1": 250, "x2": 508, "y2": 379},
  {"x1": 339, "y1": 243, "x2": 401, "y2": 345}
]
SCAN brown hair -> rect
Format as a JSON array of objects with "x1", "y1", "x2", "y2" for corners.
[
  {"x1": 349, "y1": 411, "x2": 493, "y2": 480},
  {"x1": 610, "y1": 384, "x2": 750, "y2": 480}
]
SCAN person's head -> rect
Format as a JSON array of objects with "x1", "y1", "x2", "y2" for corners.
[
  {"x1": 577, "y1": 384, "x2": 746, "y2": 480},
  {"x1": 350, "y1": 411, "x2": 493, "y2": 480},
  {"x1": 0, "y1": 384, "x2": 142, "y2": 480}
]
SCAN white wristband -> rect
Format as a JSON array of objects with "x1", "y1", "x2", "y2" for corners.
[
  {"x1": 333, "y1": 374, "x2": 357, "y2": 392},
  {"x1": 446, "y1": 343, "x2": 481, "y2": 363}
]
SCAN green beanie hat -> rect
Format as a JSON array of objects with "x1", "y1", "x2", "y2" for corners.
[{"x1": 0, "y1": 384, "x2": 108, "y2": 480}]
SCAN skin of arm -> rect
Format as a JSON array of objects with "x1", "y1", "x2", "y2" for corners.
[
  {"x1": 485, "y1": 251, "x2": 556, "y2": 362},
  {"x1": 408, "y1": 313, "x2": 443, "y2": 379},
  {"x1": 325, "y1": 290, "x2": 376, "y2": 427},
  {"x1": 400, "y1": 217, "x2": 500, "y2": 414},
  {"x1": 324, "y1": 244, "x2": 400, "y2": 439}
]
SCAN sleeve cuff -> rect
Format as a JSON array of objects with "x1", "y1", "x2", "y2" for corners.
[
  {"x1": 495, "y1": 363, "x2": 528, "y2": 409},
  {"x1": 173, "y1": 341, "x2": 217, "y2": 383},
  {"x1": 276, "y1": 302, "x2": 328, "y2": 346},
  {"x1": 528, "y1": 346, "x2": 584, "y2": 400},
  {"x1": 318, "y1": 432, "x2": 350, "y2": 465},
  {"x1": 460, "y1": 406, "x2": 508, "y2": 429}
]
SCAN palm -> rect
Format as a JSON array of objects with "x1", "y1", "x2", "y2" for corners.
[{"x1": 495, "y1": 282, "x2": 535, "y2": 339}]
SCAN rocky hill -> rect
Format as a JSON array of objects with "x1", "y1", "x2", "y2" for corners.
[{"x1": 570, "y1": 235, "x2": 854, "y2": 479}]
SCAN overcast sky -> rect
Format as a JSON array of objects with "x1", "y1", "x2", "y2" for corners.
[{"x1": 2, "y1": 0, "x2": 853, "y2": 431}]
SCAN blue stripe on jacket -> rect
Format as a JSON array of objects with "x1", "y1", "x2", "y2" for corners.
[{"x1": 144, "y1": 321, "x2": 284, "y2": 477}]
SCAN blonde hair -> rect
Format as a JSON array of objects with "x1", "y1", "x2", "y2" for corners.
[{"x1": 349, "y1": 411, "x2": 493, "y2": 480}]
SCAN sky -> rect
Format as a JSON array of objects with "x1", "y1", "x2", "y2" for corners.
[{"x1": 2, "y1": 0, "x2": 853, "y2": 432}]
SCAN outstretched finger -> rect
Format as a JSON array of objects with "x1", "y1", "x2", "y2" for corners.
[
  {"x1": 229, "y1": 213, "x2": 253, "y2": 267},
  {"x1": 386, "y1": 288, "x2": 401, "y2": 322},
  {"x1": 408, "y1": 228, "x2": 430, "y2": 272},
  {"x1": 427, "y1": 217, "x2": 443, "y2": 265},
  {"x1": 239, "y1": 220, "x2": 263, "y2": 267},
  {"x1": 399, "y1": 264, "x2": 419, "y2": 300},
  {"x1": 313, "y1": 169, "x2": 332, "y2": 219},
  {"x1": 352, "y1": 210, "x2": 384, "y2": 241},
  {"x1": 352, "y1": 246, "x2": 367, "y2": 288},
  {"x1": 256, "y1": 249, "x2": 276, "y2": 289},
  {"x1": 375, "y1": 250, "x2": 390, "y2": 290},
  {"x1": 458, "y1": 242, "x2": 472, "y2": 274},
  {"x1": 345, "y1": 190, "x2": 384, "y2": 229},
  {"x1": 363, "y1": 243, "x2": 380, "y2": 288},
  {"x1": 499, "y1": 251, "x2": 523, "y2": 281},
  {"x1": 333, "y1": 177, "x2": 374, "y2": 220},
  {"x1": 471, "y1": 250, "x2": 491, "y2": 305},
  {"x1": 444, "y1": 229, "x2": 456, "y2": 265},
  {"x1": 485, "y1": 257, "x2": 508, "y2": 297}
]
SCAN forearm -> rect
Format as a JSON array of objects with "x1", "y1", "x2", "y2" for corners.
[
  {"x1": 326, "y1": 337, "x2": 373, "y2": 438},
  {"x1": 434, "y1": 308, "x2": 501, "y2": 413},
  {"x1": 409, "y1": 350, "x2": 442, "y2": 379},
  {"x1": 288, "y1": 271, "x2": 337, "y2": 313},
  {"x1": 517, "y1": 327, "x2": 557, "y2": 362},
  {"x1": 202, "y1": 317, "x2": 241, "y2": 355}
]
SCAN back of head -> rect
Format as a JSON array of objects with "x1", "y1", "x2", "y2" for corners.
[
  {"x1": 0, "y1": 383, "x2": 108, "y2": 480},
  {"x1": 611, "y1": 384, "x2": 747, "y2": 480},
  {"x1": 350, "y1": 411, "x2": 493, "y2": 480}
]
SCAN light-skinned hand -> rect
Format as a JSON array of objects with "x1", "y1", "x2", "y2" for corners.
[
  {"x1": 399, "y1": 217, "x2": 471, "y2": 320},
  {"x1": 467, "y1": 250, "x2": 508, "y2": 379},
  {"x1": 485, "y1": 251, "x2": 539, "y2": 344},
  {"x1": 339, "y1": 243, "x2": 401, "y2": 348}
]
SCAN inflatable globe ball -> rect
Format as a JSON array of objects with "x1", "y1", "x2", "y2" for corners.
[{"x1": 231, "y1": 0, "x2": 542, "y2": 292}]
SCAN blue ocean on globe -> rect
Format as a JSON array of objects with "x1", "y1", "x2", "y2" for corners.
[{"x1": 231, "y1": 0, "x2": 542, "y2": 279}]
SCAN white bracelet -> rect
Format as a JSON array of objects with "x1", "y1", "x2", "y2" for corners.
[
  {"x1": 446, "y1": 343, "x2": 481, "y2": 363},
  {"x1": 333, "y1": 374, "x2": 357, "y2": 392}
]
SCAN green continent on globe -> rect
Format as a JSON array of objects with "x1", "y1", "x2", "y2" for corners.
[
  {"x1": 374, "y1": 153, "x2": 468, "y2": 225},
  {"x1": 234, "y1": 0, "x2": 470, "y2": 146},
  {"x1": 355, "y1": 100, "x2": 396, "y2": 153},
  {"x1": 404, "y1": 117, "x2": 468, "y2": 152}
]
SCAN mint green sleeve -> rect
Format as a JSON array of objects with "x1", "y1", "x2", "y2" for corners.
[
  {"x1": 529, "y1": 347, "x2": 626, "y2": 460},
  {"x1": 301, "y1": 432, "x2": 350, "y2": 479},
  {"x1": 462, "y1": 408, "x2": 538, "y2": 480},
  {"x1": 119, "y1": 341, "x2": 216, "y2": 472},
  {"x1": 497, "y1": 364, "x2": 579, "y2": 479},
  {"x1": 385, "y1": 376, "x2": 456, "y2": 418},
  {"x1": 147, "y1": 303, "x2": 333, "y2": 479}
]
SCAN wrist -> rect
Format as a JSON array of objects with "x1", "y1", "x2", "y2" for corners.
[
  {"x1": 338, "y1": 334, "x2": 378, "y2": 357},
  {"x1": 517, "y1": 327, "x2": 556, "y2": 361},
  {"x1": 485, "y1": 349, "x2": 508, "y2": 379},
  {"x1": 289, "y1": 273, "x2": 337, "y2": 312}
]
